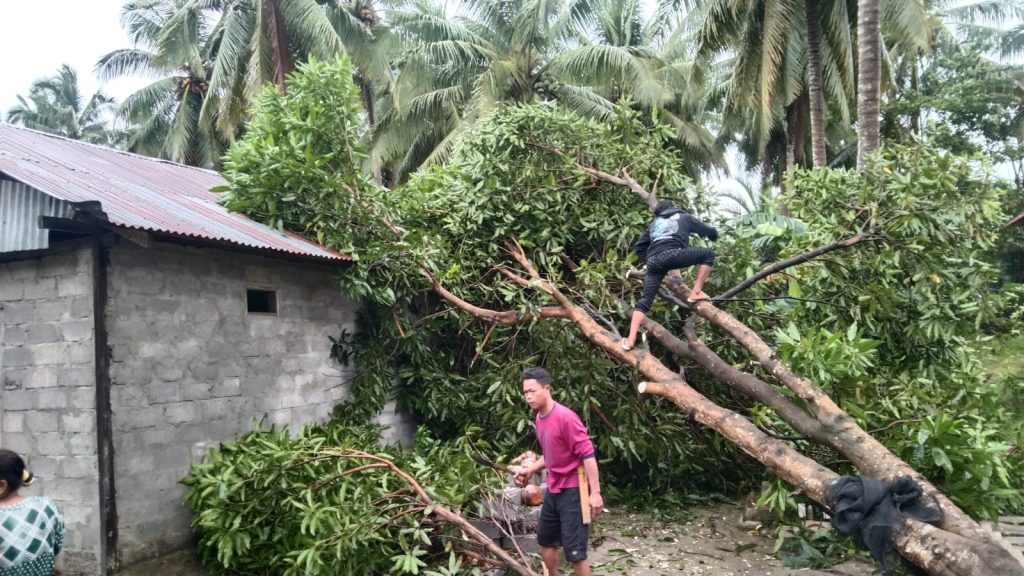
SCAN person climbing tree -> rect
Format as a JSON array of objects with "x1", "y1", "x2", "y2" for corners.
[{"x1": 622, "y1": 200, "x2": 718, "y2": 351}]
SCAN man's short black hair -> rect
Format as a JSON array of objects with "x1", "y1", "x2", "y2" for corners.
[
  {"x1": 521, "y1": 366, "x2": 552, "y2": 385},
  {"x1": 654, "y1": 200, "x2": 677, "y2": 216}
]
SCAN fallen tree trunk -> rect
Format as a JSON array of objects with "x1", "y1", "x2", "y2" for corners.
[
  {"x1": 406, "y1": 163, "x2": 1023, "y2": 574},
  {"x1": 660, "y1": 272, "x2": 1000, "y2": 545},
  {"x1": 422, "y1": 215, "x2": 1024, "y2": 574}
]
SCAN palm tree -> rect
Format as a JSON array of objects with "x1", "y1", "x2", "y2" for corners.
[
  {"x1": 370, "y1": 0, "x2": 696, "y2": 183},
  {"x1": 857, "y1": 0, "x2": 882, "y2": 167},
  {"x1": 569, "y1": 0, "x2": 726, "y2": 175},
  {"x1": 325, "y1": 1, "x2": 400, "y2": 132},
  {"x1": 96, "y1": 0, "x2": 227, "y2": 167},
  {"x1": 694, "y1": 0, "x2": 858, "y2": 178},
  {"x1": 5, "y1": 65, "x2": 120, "y2": 146},
  {"x1": 191, "y1": 0, "x2": 344, "y2": 138},
  {"x1": 881, "y1": 0, "x2": 1024, "y2": 139}
]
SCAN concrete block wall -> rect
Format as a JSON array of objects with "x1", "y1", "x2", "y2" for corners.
[
  {"x1": 0, "y1": 244, "x2": 102, "y2": 574},
  {"x1": 105, "y1": 239, "x2": 357, "y2": 565}
]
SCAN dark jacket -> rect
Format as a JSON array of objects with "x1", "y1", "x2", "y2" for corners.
[{"x1": 633, "y1": 208, "x2": 718, "y2": 263}]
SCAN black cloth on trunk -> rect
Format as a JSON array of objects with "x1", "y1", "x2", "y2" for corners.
[{"x1": 825, "y1": 475, "x2": 944, "y2": 573}]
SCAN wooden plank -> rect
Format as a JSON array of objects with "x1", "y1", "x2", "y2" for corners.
[{"x1": 1000, "y1": 516, "x2": 1024, "y2": 525}]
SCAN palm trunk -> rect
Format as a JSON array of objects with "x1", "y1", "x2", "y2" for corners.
[
  {"x1": 910, "y1": 54, "x2": 921, "y2": 134},
  {"x1": 856, "y1": 0, "x2": 882, "y2": 167},
  {"x1": 805, "y1": 0, "x2": 827, "y2": 167},
  {"x1": 265, "y1": 0, "x2": 293, "y2": 94}
]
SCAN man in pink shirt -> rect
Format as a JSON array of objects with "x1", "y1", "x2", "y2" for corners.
[{"x1": 511, "y1": 367, "x2": 603, "y2": 576}]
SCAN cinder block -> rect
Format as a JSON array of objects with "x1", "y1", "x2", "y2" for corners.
[
  {"x1": 25, "y1": 411, "x2": 60, "y2": 432},
  {"x1": 66, "y1": 340, "x2": 93, "y2": 364},
  {"x1": 2, "y1": 325, "x2": 27, "y2": 346},
  {"x1": 38, "y1": 388, "x2": 69, "y2": 409},
  {"x1": 120, "y1": 406, "x2": 164, "y2": 431},
  {"x1": 59, "y1": 367, "x2": 93, "y2": 388},
  {"x1": 6, "y1": 261, "x2": 38, "y2": 281},
  {"x1": 25, "y1": 323, "x2": 60, "y2": 345},
  {"x1": 121, "y1": 452, "x2": 155, "y2": 475},
  {"x1": 157, "y1": 367, "x2": 184, "y2": 382},
  {"x1": 111, "y1": 384, "x2": 147, "y2": 409},
  {"x1": 68, "y1": 433, "x2": 96, "y2": 456},
  {"x1": 32, "y1": 342, "x2": 69, "y2": 365},
  {"x1": 139, "y1": 427, "x2": 174, "y2": 445},
  {"x1": 2, "y1": 412, "x2": 25, "y2": 432},
  {"x1": 146, "y1": 381, "x2": 181, "y2": 405},
  {"x1": 39, "y1": 253, "x2": 76, "y2": 277},
  {"x1": 26, "y1": 455, "x2": 59, "y2": 479},
  {"x1": 2, "y1": 346, "x2": 33, "y2": 367},
  {"x1": 60, "y1": 320, "x2": 93, "y2": 342},
  {"x1": 35, "y1": 300, "x2": 66, "y2": 322},
  {"x1": 69, "y1": 295, "x2": 92, "y2": 319},
  {"x1": 58, "y1": 273, "x2": 92, "y2": 297},
  {"x1": 24, "y1": 367, "x2": 59, "y2": 389},
  {"x1": 1, "y1": 301, "x2": 34, "y2": 324},
  {"x1": 1, "y1": 432, "x2": 34, "y2": 453},
  {"x1": 0, "y1": 280, "x2": 24, "y2": 301},
  {"x1": 67, "y1": 387, "x2": 95, "y2": 410},
  {"x1": 164, "y1": 402, "x2": 199, "y2": 424},
  {"x1": 155, "y1": 447, "x2": 190, "y2": 469},
  {"x1": 212, "y1": 377, "x2": 240, "y2": 398},
  {"x1": 61, "y1": 456, "x2": 97, "y2": 479},
  {"x1": 181, "y1": 381, "x2": 213, "y2": 401},
  {"x1": 62, "y1": 411, "x2": 96, "y2": 433},
  {"x1": 3, "y1": 389, "x2": 36, "y2": 410},
  {"x1": 28, "y1": 277, "x2": 59, "y2": 299},
  {"x1": 36, "y1": 432, "x2": 67, "y2": 456},
  {"x1": 281, "y1": 393, "x2": 305, "y2": 409},
  {"x1": 2, "y1": 368, "x2": 26, "y2": 390},
  {"x1": 137, "y1": 342, "x2": 165, "y2": 359}
]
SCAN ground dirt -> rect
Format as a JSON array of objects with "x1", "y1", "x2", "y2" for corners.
[
  {"x1": 114, "y1": 502, "x2": 874, "y2": 575},
  {"x1": 586, "y1": 503, "x2": 873, "y2": 576}
]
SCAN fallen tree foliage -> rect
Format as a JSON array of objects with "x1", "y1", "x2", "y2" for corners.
[{"x1": 214, "y1": 58, "x2": 1024, "y2": 574}]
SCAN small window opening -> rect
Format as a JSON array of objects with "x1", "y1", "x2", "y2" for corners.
[{"x1": 247, "y1": 289, "x2": 277, "y2": 314}]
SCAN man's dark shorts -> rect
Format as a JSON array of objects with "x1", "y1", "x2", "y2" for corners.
[{"x1": 537, "y1": 487, "x2": 589, "y2": 562}]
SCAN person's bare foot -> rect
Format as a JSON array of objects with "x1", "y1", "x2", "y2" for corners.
[
  {"x1": 621, "y1": 338, "x2": 635, "y2": 351},
  {"x1": 687, "y1": 290, "x2": 710, "y2": 303}
]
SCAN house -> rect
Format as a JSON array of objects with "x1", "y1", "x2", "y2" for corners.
[{"x1": 0, "y1": 124, "x2": 405, "y2": 574}]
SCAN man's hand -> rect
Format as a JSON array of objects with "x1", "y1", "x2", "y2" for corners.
[
  {"x1": 589, "y1": 491, "x2": 604, "y2": 519},
  {"x1": 508, "y1": 465, "x2": 530, "y2": 487}
]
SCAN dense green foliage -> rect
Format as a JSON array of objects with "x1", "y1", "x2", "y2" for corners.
[
  {"x1": 222, "y1": 59, "x2": 753, "y2": 506},
  {"x1": 219, "y1": 60, "x2": 1024, "y2": 523},
  {"x1": 707, "y1": 145, "x2": 1024, "y2": 516},
  {"x1": 183, "y1": 420, "x2": 492, "y2": 575}
]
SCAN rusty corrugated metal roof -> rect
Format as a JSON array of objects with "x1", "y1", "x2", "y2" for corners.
[{"x1": 0, "y1": 124, "x2": 349, "y2": 261}]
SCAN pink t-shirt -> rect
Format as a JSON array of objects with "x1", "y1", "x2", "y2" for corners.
[{"x1": 535, "y1": 402, "x2": 595, "y2": 493}]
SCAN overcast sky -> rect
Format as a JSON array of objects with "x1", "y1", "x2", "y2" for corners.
[{"x1": 1, "y1": 0, "x2": 150, "y2": 113}]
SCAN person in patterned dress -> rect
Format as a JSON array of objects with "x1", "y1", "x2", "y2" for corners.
[{"x1": 0, "y1": 449, "x2": 64, "y2": 576}]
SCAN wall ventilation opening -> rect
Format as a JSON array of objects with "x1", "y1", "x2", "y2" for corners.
[{"x1": 247, "y1": 289, "x2": 277, "y2": 314}]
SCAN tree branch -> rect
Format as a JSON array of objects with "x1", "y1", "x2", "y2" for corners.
[
  {"x1": 332, "y1": 449, "x2": 540, "y2": 576},
  {"x1": 527, "y1": 141, "x2": 659, "y2": 209},
  {"x1": 717, "y1": 233, "x2": 878, "y2": 300},
  {"x1": 427, "y1": 273, "x2": 568, "y2": 325}
]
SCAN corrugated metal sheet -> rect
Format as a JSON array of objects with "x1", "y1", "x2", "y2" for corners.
[
  {"x1": 0, "y1": 124, "x2": 349, "y2": 261},
  {"x1": 0, "y1": 179, "x2": 73, "y2": 252}
]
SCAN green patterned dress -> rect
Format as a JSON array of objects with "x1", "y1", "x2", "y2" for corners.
[{"x1": 0, "y1": 496, "x2": 64, "y2": 576}]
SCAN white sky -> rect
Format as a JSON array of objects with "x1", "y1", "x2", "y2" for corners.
[{"x1": 0, "y1": 0, "x2": 149, "y2": 113}]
